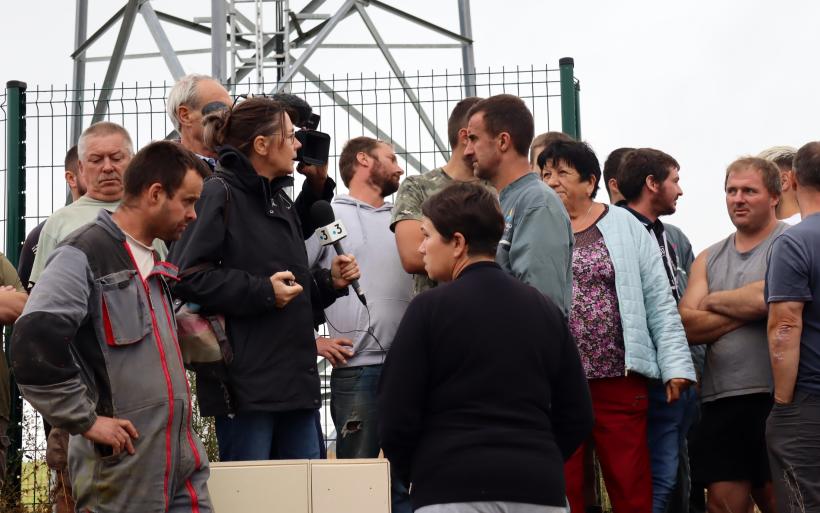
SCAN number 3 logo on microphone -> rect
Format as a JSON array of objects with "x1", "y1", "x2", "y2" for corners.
[{"x1": 315, "y1": 221, "x2": 349, "y2": 246}]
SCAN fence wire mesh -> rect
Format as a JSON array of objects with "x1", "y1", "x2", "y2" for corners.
[{"x1": 1, "y1": 63, "x2": 573, "y2": 508}]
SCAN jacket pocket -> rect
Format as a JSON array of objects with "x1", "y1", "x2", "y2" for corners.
[{"x1": 99, "y1": 270, "x2": 152, "y2": 346}]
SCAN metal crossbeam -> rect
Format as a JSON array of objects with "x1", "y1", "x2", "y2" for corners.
[
  {"x1": 299, "y1": 66, "x2": 429, "y2": 174},
  {"x1": 140, "y1": 2, "x2": 185, "y2": 80},
  {"x1": 91, "y1": 0, "x2": 142, "y2": 123},
  {"x1": 368, "y1": 0, "x2": 472, "y2": 44},
  {"x1": 458, "y1": 0, "x2": 477, "y2": 96},
  {"x1": 70, "y1": 0, "x2": 88, "y2": 144},
  {"x1": 274, "y1": 0, "x2": 357, "y2": 93},
  {"x1": 354, "y1": 2, "x2": 450, "y2": 161}
]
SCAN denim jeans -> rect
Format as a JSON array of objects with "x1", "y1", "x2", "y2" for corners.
[
  {"x1": 215, "y1": 409, "x2": 322, "y2": 461},
  {"x1": 331, "y1": 365, "x2": 411, "y2": 513},
  {"x1": 647, "y1": 381, "x2": 696, "y2": 513}
]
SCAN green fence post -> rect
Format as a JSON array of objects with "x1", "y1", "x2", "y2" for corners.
[
  {"x1": 4, "y1": 80, "x2": 26, "y2": 501},
  {"x1": 559, "y1": 57, "x2": 580, "y2": 140}
]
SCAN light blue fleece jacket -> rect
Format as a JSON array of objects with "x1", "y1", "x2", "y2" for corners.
[
  {"x1": 306, "y1": 194, "x2": 413, "y2": 367},
  {"x1": 597, "y1": 206, "x2": 696, "y2": 383}
]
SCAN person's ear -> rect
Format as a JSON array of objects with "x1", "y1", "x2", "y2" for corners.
[
  {"x1": 356, "y1": 151, "x2": 369, "y2": 168},
  {"x1": 645, "y1": 175, "x2": 660, "y2": 194},
  {"x1": 253, "y1": 135, "x2": 269, "y2": 156},
  {"x1": 177, "y1": 105, "x2": 192, "y2": 128},
  {"x1": 497, "y1": 132, "x2": 511, "y2": 152},
  {"x1": 458, "y1": 127, "x2": 469, "y2": 146},
  {"x1": 586, "y1": 175, "x2": 597, "y2": 197},
  {"x1": 452, "y1": 232, "x2": 468, "y2": 259},
  {"x1": 65, "y1": 171, "x2": 77, "y2": 189},
  {"x1": 147, "y1": 183, "x2": 165, "y2": 205}
]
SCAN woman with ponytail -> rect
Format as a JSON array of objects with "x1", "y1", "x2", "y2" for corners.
[{"x1": 169, "y1": 97, "x2": 360, "y2": 461}]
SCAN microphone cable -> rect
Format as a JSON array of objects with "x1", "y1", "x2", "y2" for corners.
[{"x1": 323, "y1": 300, "x2": 386, "y2": 364}]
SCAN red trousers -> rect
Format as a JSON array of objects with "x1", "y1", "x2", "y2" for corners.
[{"x1": 564, "y1": 374, "x2": 652, "y2": 513}]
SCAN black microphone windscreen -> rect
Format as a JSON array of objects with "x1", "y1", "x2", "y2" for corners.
[{"x1": 310, "y1": 200, "x2": 336, "y2": 227}]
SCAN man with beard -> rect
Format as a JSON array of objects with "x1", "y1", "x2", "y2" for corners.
[
  {"x1": 307, "y1": 136, "x2": 412, "y2": 513},
  {"x1": 12, "y1": 141, "x2": 214, "y2": 513},
  {"x1": 680, "y1": 157, "x2": 786, "y2": 513},
  {"x1": 463, "y1": 94, "x2": 573, "y2": 316},
  {"x1": 618, "y1": 149, "x2": 697, "y2": 513}
]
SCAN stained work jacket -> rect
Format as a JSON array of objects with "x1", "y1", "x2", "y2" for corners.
[{"x1": 12, "y1": 210, "x2": 212, "y2": 513}]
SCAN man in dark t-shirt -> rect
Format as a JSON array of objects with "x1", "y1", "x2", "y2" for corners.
[{"x1": 765, "y1": 141, "x2": 820, "y2": 512}]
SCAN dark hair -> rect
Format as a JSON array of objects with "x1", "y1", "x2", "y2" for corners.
[
  {"x1": 618, "y1": 148, "x2": 680, "y2": 202},
  {"x1": 338, "y1": 136, "x2": 384, "y2": 187},
  {"x1": 421, "y1": 182, "x2": 503, "y2": 257},
  {"x1": 467, "y1": 94, "x2": 534, "y2": 157},
  {"x1": 539, "y1": 140, "x2": 602, "y2": 199},
  {"x1": 794, "y1": 142, "x2": 820, "y2": 191},
  {"x1": 530, "y1": 131, "x2": 574, "y2": 166},
  {"x1": 723, "y1": 157, "x2": 782, "y2": 197},
  {"x1": 602, "y1": 147, "x2": 635, "y2": 194},
  {"x1": 202, "y1": 96, "x2": 292, "y2": 157},
  {"x1": 123, "y1": 141, "x2": 211, "y2": 202},
  {"x1": 64, "y1": 145, "x2": 79, "y2": 175},
  {"x1": 447, "y1": 97, "x2": 482, "y2": 149}
]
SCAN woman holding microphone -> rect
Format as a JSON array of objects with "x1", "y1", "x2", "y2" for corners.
[{"x1": 170, "y1": 96, "x2": 359, "y2": 461}]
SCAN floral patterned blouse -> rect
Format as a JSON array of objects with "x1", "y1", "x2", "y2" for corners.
[{"x1": 569, "y1": 206, "x2": 626, "y2": 379}]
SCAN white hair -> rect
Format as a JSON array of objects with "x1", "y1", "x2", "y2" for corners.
[
  {"x1": 758, "y1": 145, "x2": 797, "y2": 170},
  {"x1": 77, "y1": 121, "x2": 133, "y2": 161},
  {"x1": 166, "y1": 73, "x2": 214, "y2": 132}
]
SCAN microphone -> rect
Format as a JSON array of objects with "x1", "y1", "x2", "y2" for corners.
[{"x1": 309, "y1": 200, "x2": 367, "y2": 306}]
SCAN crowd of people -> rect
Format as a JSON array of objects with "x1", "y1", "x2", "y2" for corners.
[{"x1": 0, "y1": 72, "x2": 818, "y2": 513}]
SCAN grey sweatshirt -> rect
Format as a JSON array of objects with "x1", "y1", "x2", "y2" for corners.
[{"x1": 307, "y1": 194, "x2": 413, "y2": 367}]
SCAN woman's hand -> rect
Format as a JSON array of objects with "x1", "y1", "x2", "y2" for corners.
[
  {"x1": 665, "y1": 378, "x2": 692, "y2": 403},
  {"x1": 270, "y1": 271, "x2": 304, "y2": 308},
  {"x1": 331, "y1": 255, "x2": 361, "y2": 290}
]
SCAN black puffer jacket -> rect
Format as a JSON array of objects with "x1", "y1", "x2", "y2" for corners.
[{"x1": 169, "y1": 145, "x2": 343, "y2": 416}]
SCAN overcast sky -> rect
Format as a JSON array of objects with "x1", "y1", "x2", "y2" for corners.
[{"x1": 2, "y1": 0, "x2": 819, "y2": 252}]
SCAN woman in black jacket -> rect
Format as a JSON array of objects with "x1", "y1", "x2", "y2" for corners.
[
  {"x1": 169, "y1": 97, "x2": 359, "y2": 461},
  {"x1": 378, "y1": 183, "x2": 593, "y2": 513}
]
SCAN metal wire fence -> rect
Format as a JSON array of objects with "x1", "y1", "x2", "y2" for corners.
[{"x1": 1, "y1": 62, "x2": 580, "y2": 508}]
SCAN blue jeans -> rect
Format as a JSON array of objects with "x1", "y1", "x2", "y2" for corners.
[
  {"x1": 331, "y1": 365, "x2": 411, "y2": 513},
  {"x1": 647, "y1": 382, "x2": 696, "y2": 513},
  {"x1": 215, "y1": 409, "x2": 322, "y2": 461}
]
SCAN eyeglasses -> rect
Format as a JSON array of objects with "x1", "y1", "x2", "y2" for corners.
[{"x1": 272, "y1": 131, "x2": 297, "y2": 144}]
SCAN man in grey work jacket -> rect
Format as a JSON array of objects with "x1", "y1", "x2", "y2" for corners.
[
  {"x1": 463, "y1": 94, "x2": 573, "y2": 316},
  {"x1": 11, "y1": 141, "x2": 213, "y2": 513}
]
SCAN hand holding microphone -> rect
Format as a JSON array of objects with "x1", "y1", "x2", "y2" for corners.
[
  {"x1": 310, "y1": 200, "x2": 367, "y2": 305},
  {"x1": 331, "y1": 254, "x2": 361, "y2": 290}
]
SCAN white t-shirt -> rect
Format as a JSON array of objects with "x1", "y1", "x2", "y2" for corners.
[
  {"x1": 782, "y1": 212, "x2": 802, "y2": 226},
  {"x1": 125, "y1": 233, "x2": 156, "y2": 279}
]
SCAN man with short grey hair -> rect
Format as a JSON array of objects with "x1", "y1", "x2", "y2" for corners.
[
  {"x1": 30, "y1": 121, "x2": 137, "y2": 285},
  {"x1": 167, "y1": 74, "x2": 232, "y2": 164},
  {"x1": 759, "y1": 145, "x2": 800, "y2": 225}
]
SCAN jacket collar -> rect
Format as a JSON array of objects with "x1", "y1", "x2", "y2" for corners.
[
  {"x1": 215, "y1": 144, "x2": 294, "y2": 194},
  {"x1": 622, "y1": 204, "x2": 665, "y2": 236},
  {"x1": 95, "y1": 209, "x2": 126, "y2": 242}
]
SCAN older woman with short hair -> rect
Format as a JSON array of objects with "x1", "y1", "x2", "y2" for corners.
[
  {"x1": 378, "y1": 182, "x2": 592, "y2": 513},
  {"x1": 541, "y1": 141, "x2": 695, "y2": 513}
]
